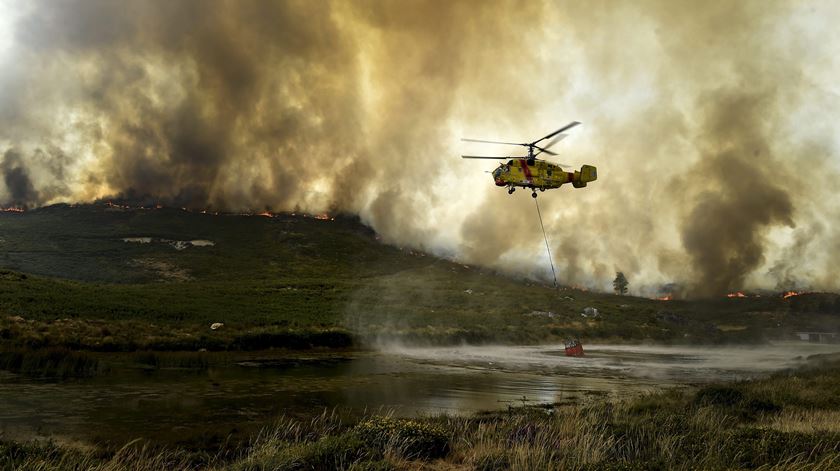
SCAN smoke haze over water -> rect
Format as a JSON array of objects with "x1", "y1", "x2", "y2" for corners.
[{"x1": 1, "y1": 0, "x2": 839, "y2": 296}]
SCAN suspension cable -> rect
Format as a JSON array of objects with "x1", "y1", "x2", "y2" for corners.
[{"x1": 534, "y1": 196, "x2": 558, "y2": 289}]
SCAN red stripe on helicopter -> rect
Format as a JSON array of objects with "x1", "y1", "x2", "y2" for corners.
[{"x1": 521, "y1": 160, "x2": 533, "y2": 184}]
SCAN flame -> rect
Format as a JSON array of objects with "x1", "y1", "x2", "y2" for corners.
[
  {"x1": 1, "y1": 207, "x2": 25, "y2": 213},
  {"x1": 726, "y1": 291, "x2": 747, "y2": 298},
  {"x1": 99, "y1": 202, "x2": 336, "y2": 221},
  {"x1": 655, "y1": 294, "x2": 673, "y2": 301},
  {"x1": 782, "y1": 291, "x2": 800, "y2": 299}
]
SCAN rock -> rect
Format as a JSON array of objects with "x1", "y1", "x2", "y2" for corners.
[
  {"x1": 525, "y1": 310, "x2": 557, "y2": 318},
  {"x1": 210, "y1": 322, "x2": 224, "y2": 330},
  {"x1": 7, "y1": 315, "x2": 25, "y2": 322},
  {"x1": 464, "y1": 289, "x2": 473, "y2": 294},
  {"x1": 581, "y1": 307, "x2": 600, "y2": 318}
]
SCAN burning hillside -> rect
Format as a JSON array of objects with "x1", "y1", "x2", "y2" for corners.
[
  {"x1": 101, "y1": 200, "x2": 336, "y2": 222},
  {"x1": 0, "y1": 2, "x2": 838, "y2": 297}
]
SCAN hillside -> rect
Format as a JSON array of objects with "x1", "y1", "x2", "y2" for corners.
[{"x1": 0, "y1": 204, "x2": 837, "y2": 351}]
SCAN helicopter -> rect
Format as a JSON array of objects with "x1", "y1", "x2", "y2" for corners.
[{"x1": 461, "y1": 121, "x2": 597, "y2": 198}]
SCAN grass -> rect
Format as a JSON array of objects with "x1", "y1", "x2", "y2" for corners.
[
  {"x1": 0, "y1": 204, "x2": 837, "y2": 352},
  {"x1": 3, "y1": 354, "x2": 840, "y2": 470},
  {"x1": 0, "y1": 347, "x2": 107, "y2": 378}
]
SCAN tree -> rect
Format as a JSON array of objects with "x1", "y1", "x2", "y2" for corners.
[{"x1": 613, "y1": 271, "x2": 629, "y2": 295}]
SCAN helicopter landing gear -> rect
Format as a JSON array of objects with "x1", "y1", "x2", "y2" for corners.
[
  {"x1": 531, "y1": 191, "x2": 538, "y2": 198},
  {"x1": 508, "y1": 187, "x2": 515, "y2": 195},
  {"x1": 539, "y1": 188, "x2": 545, "y2": 192}
]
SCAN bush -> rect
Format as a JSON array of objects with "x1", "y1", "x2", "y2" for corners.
[
  {"x1": 298, "y1": 433, "x2": 375, "y2": 470},
  {"x1": 234, "y1": 433, "x2": 375, "y2": 471},
  {"x1": 354, "y1": 417, "x2": 449, "y2": 460},
  {"x1": 724, "y1": 428, "x2": 840, "y2": 468},
  {"x1": 694, "y1": 386, "x2": 743, "y2": 407},
  {"x1": 693, "y1": 385, "x2": 783, "y2": 421}
]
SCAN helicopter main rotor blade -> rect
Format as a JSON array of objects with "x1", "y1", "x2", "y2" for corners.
[
  {"x1": 541, "y1": 133, "x2": 568, "y2": 151},
  {"x1": 461, "y1": 138, "x2": 527, "y2": 146},
  {"x1": 532, "y1": 146, "x2": 558, "y2": 157},
  {"x1": 533, "y1": 134, "x2": 568, "y2": 157},
  {"x1": 462, "y1": 155, "x2": 530, "y2": 159},
  {"x1": 532, "y1": 121, "x2": 580, "y2": 145}
]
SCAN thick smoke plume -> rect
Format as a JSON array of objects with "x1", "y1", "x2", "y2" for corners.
[
  {"x1": 1, "y1": 0, "x2": 839, "y2": 296},
  {"x1": 1, "y1": 149, "x2": 38, "y2": 207}
]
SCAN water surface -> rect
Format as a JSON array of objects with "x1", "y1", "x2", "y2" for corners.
[{"x1": 1, "y1": 343, "x2": 837, "y2": 446}]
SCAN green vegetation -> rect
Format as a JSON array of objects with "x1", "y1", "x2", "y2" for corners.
[
  {"x1": 0, "y1": 347, "x2": 107, "y2": 378},
  {"x1": 613, "y1": 271, "x2": 628, "y2": 295},
  {"x1": 0, "y1": 204, "x2": 836, "y2": 354},
  {"x1": 3, "y1": 354, "x2": 840, "y2": 470}
]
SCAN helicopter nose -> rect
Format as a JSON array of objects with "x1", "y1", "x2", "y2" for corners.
[{"x1": 494, "y1": 179, "x2": 505, "y2": 186}]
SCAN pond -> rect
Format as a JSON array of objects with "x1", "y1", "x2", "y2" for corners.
[{"x1": 1, "y1": 342, "x2": 837, "y2": 447}]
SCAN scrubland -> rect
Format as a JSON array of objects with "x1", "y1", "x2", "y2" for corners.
[{"x1": 0, "y1": 205, "x2": 837, "y2": 355}]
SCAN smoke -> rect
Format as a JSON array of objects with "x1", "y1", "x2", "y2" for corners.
[
  {"x1": 1, "y1": 0, "x2": 839, "y2": 296},
  {"x1": 678, "y1": 92, "x2": 795, "y2": 296},
  {"x1": 1, "y1": 149, "x2": 38, "y2": 207}
]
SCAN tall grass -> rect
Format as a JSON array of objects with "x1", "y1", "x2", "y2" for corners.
[{"x1": 0, "y1": 347, "x2": 106, "y2": 378}]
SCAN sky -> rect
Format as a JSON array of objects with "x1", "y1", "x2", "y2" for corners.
[{"x1": 0, "y1": 0, "x2": 839, "y2": 297}]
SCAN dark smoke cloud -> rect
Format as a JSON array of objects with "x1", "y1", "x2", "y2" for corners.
[
  {"x1": 1, "y1": 0, "x2": 838, "y2": 296},
  {"x1": 678, "y1": 92, "x2": 795, "y2": 296},
  {"x1": 1, "y1": 149, "x2": 38, "y2": 207}
]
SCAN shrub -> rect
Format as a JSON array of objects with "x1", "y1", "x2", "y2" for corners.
[
  {"x1": 354, "y1": 417, "x2": 449, "y2": 460},
  {"x1": 694, "y1": 386, "x2": 743, "y2": 407},
  {"x1": 723, "y1": 428, "x2": 840, "y2": 468},
  {"x1": 234, "y1": 433, "x2": 375, "y2": 471},
  {"x1": 297, "y1": 433, "x2": 374, "y2": 470}
]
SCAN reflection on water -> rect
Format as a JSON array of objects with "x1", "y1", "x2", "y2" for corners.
[{"x1": 1, "y1": 343, "x2": 838, "y2": 446}]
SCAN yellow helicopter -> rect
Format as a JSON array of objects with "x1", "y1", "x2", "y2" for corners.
[{"x1": 462, "y1": 121, "x2": 597, "y2": 198}]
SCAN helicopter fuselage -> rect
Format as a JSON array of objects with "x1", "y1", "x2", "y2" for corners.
[{"x1": 492, "y1": 159, "x2": 597, "y2": 192}]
